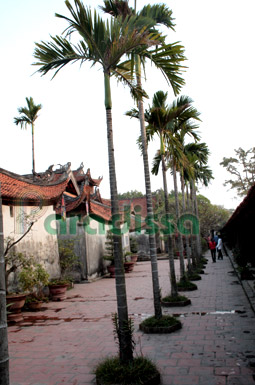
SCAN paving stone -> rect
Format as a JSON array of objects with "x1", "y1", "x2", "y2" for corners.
[{"x1": 8, "y1": 252, "x2": 255, "y2": 385}]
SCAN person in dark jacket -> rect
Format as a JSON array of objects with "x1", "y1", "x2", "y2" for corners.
[{"x1": 209, "y1": 238, "x2": 217, "y2": 262}]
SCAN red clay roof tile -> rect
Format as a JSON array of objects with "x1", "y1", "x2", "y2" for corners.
[{"x1": 0, "y1": 168, "x2": 68, "y2": 203}]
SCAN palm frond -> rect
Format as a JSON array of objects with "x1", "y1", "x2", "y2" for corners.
[
  {"x1": 99, "y1": 0, "x2": 134, "y2": 19},
  {"x1": 125, "y1": 107, "x2": 139, "y2": 119},
  {"x1": 151, "y1": 150, "x2": 161, "y2": 175},
  {"x1": 138, "y1": 4, "x2": 175, "y2": 31},
  {"x1": 14, "y1": 116, "x2": 31, "y2": 129},
  {"x1": 141, "y1": 43, "x2": 187, "y2": 96},
  {"x1": 152, "y1": 90, "x2": 168, "y2": 109},
  {"x1": 33, "y1": 35, "x2": 84, "y2": 78},
  {"x1": 113, "y1": 65, "x2": 147, "y2": 100}
]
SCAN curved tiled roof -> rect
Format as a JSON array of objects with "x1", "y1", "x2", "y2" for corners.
[
  {"x1": 90, "y1": 200, "x2": 112, "y2": 222},
  {"x1": 0, "y1": 168, "x2": 69, "y2": 203},
  {"x1": 73, "y1": 168, "x2": 102, "y2": 187}
]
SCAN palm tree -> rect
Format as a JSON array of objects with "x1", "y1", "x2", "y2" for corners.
[
  {"x1": 0, "y1": 184, "x2": 10, "y2": 385},
  {"x1": 102, "y1": 0, "x2": 186, "y2": 319},
  {"x1": 127, "y1": 90, "x2": 188, "y2": 296},
  {"x1": 158, "y1": 96, "x2": 200, "y2": 279},
  {"x1": 146, "y1": 91, "x2": 179, "y2": 297},
  {"x1": 33, "y1": 0, "x2": 165, "y2": 362},
  {"x1": 14, "y1": 97, "x2": 42, "y2": 176},
  {"x1": 184, "y1": 142, "x2": 212, "y2": 260}
]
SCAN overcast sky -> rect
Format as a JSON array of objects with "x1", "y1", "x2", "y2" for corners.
[{"x1": 1, "y1": 0, "x2": 254, "y2": 210}]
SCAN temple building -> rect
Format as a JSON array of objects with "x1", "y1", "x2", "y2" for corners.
[{"x1": 0, "y1": 163, "x2": 129, "y2": 286}]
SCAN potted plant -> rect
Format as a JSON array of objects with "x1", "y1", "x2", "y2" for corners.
[
  {"x1": 4, "y1": 219, "x2": 35, "y2": 321},
  {"x1": 103, "y1": 231, "x2": 115, "y2": 277},
  {"x1": 123, "y1": 252, "x2": 135, "y2": 273},
  {"x1": 129, "y1": 236, "x2": 138, "y2": 263},
  {"x1": 5, "y1": 250, "x2": 34, "y2": 322},
  {"x1": 18, "y1": 263, "x2": 49, "y2": 310},
  {"x1": 48, "y1": 239, "x2": 79, "y2": 300}
]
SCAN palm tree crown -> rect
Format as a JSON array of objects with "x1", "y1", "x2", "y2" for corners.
[
  {"x1": 14, "y1": 97, "x2": 42, "y2": 129},
  {"x1": 14, "y1": 97, "x2": 42, "y2": 175}
]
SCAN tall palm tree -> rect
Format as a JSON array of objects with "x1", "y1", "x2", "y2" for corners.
[
  {"x1": 14, "y1": 97, "x2": 42, "y2": 176},
  {"x1": 174, "y1": 125, "x2": 203, "y2": 272},
  {"x1": 161, "y1": 96, "x2": 200, "y2": 279},
  {"x1": 184, "y1": 142, "x2": 212, "y2": 260},
  {"x1": 102, "y1": 0, "x2": 186, "y2": 319},
  {"x1": 127, "y1": 90, "x2": 188, "y2": 296},
  {"x1": 33, "y1": 0, "x2": 165, "y2": 362},
  {"x1": 0, "y1": 183, "x2": 10, "y2": 385}
]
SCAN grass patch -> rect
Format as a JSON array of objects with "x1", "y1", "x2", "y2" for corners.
[
  {"x1": 177, "y1": 279, "x2": 197, "y2": 290},
  {"x1": 187, "y1": 273, "x2": 201, "y2": 280},
  {"x1": 161, "y1": 294, "x2": 188, "y2": 303},
  {"x1": 95, "y1": 356, "x2": 160, "y2": 385},
  {"x1": 140, "y1": 315, "x2": 179, "y2": 328}
]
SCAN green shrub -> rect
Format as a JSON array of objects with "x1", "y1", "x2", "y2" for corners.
[
  {"x1": 140, "y1": 315, "x2": 179, "y2": 328},
  {"x1": 95, "y1": 356, "x2": 159, "y2": 385},
  {"x1": 162, "y1": 294, "x2": 188, "y2": 303}
]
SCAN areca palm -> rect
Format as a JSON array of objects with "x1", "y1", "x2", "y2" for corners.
[
  {"x1": 33, "y1": 0, "x2": 163, "y2": 362},
  {"x1": 14, "y1": 97, "x2": 42, "y2": 176},
  {"x1": 183, "y1": 142, "x2": 212, "y2": 259},
  {"x1": 168, "y1": 100, "x2": 200, "y2": 277},
  {"x1": 102, "y1": 0, "x2": 186, "y2": 319},
  {"x1": 148, "y1": 92, "x2": 186, "y2": 296},
  {"x1": 127, "y1": 90, "x2": 189, "y2": 295},
  {"x1": 148, "y1": 94, "x2": 200, "y2": 279}
]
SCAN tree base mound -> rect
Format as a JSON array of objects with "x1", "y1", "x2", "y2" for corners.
[
  {"x1": 95, "y1": 356, "x2": 160, "y2": 385},
  {"x1": 177, "y1": 280, "x2": 198, "y2": 291},
  {"x1": 139, "y1": 315, "x2": 182, "y2": 334},
  {"x1": 161, "y1": 294, "x2": 191, "y2": 307}
]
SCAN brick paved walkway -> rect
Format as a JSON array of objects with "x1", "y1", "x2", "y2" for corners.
[{"x1": 8, "y1": 251, "x2": 255, "y2": 385}]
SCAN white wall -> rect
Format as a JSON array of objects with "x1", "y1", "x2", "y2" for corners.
[{"x1": 3, "y1": 203, "x2": 60, "y2": 281}]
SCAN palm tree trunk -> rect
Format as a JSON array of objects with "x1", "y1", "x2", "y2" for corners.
[
  {"x1": 0, "y1": 183, "x2": 10, "y2": 385},
  {"x1": 186, "y1": 183, "x2": 196, "y2": 268},
  {"x1": 190, "y1": 180, "x2": 199, "y2": 266},
  {"x1": 32, "y1": 123, "x2": 35, "y2": 175},
  {"x1": 161, "y1": 155, "x2": 178, "y2": 297},
  {"x1": 172, "y1": 161, "x2": 185, "y2": 279},
  {"x1": 180, "y1": 173, "x2": 191, "y2": 273},
  {"x1": 192, "y1": 179, "x2": 201, "y2": 258},
  {"x1": 104, "y1": 72, "x2": 133, "y2": 362},
  {"x1": 135, "y1": 57, "x2": 162, "y2": 319}
]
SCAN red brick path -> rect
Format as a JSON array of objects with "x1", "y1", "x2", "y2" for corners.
[{"x1": 8, "y1": 252, "x2": 255, "y2": 384}]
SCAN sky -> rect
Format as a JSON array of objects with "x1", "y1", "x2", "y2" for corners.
[{"x1": 1, "y1": 0, "x2": 255, "y2": 211}]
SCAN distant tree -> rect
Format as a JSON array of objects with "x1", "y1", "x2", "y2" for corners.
[
  {"x1": 220, "y1": 147, "x2": 255, "y2": 197},
  {"x1": 197, "y1": 194, "x2": 231, "y2": 238},
  {"x1": 117, "y1": 190, "x2": 144, "y2": 199},
  {"x1": 14, "y1": 97, "x2": 42, "y2": 176}
]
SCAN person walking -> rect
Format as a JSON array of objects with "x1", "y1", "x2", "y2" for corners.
[
  {"x1": 213, "y1": 232, "x2": 219, "y2": 245},
  {"x1": 208, "y1": 238, "x2": 217, "y2": 262},
  {"x1": 216, "y1": 236, "x2": 223, "y2": 260}
]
